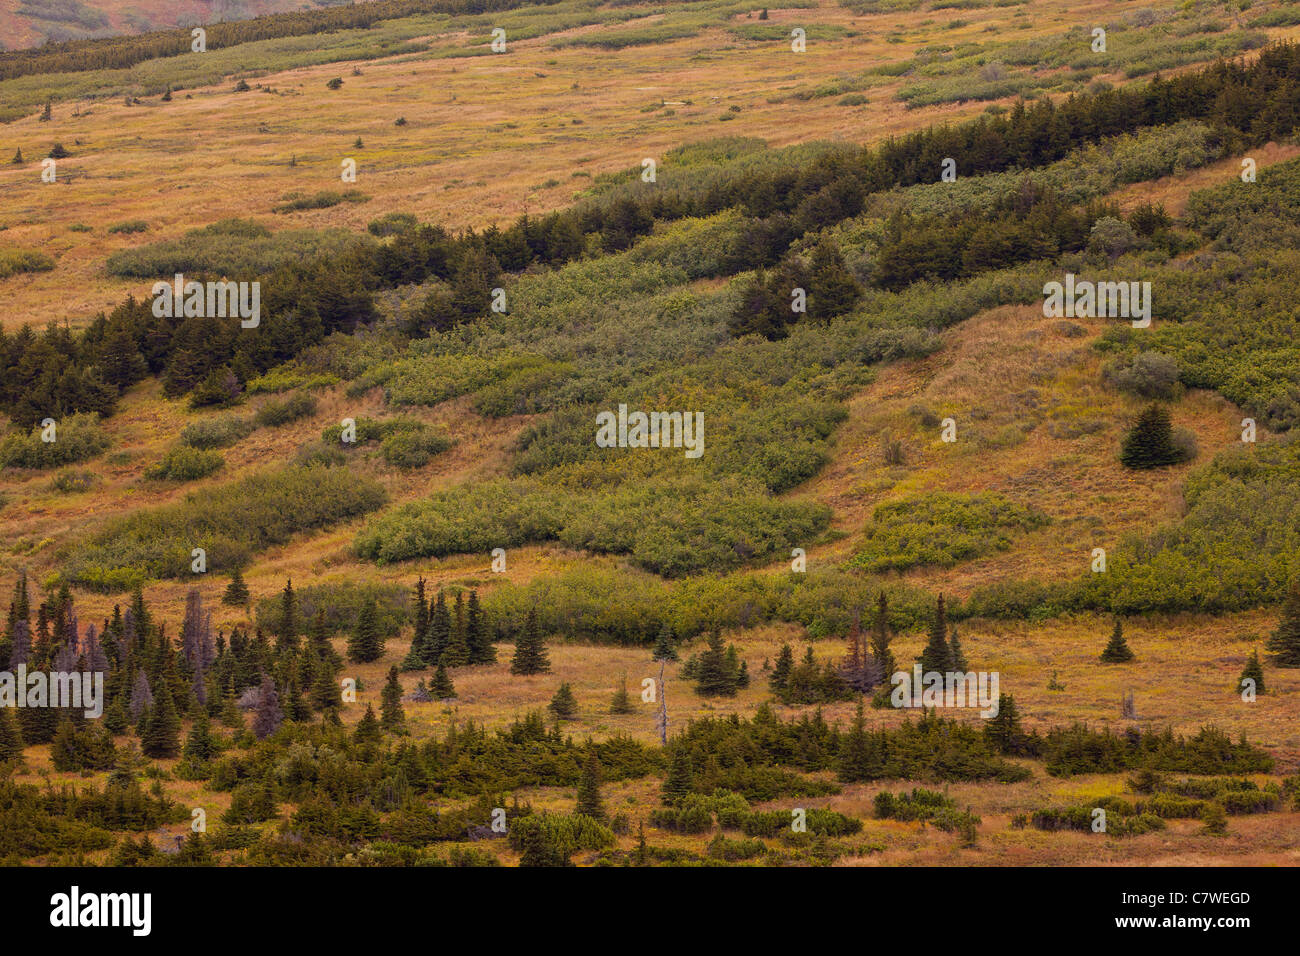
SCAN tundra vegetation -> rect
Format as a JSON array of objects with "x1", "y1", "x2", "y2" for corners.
[{"x1": 2, "y1": 0, "x2": 1300, "y2": 867}]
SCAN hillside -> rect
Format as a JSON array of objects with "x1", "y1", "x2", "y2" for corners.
[
  {"x1": 2, "y1": 0, "x2": 1300, "y2": 875},
  {"x1": 0, "y1": 0, "x2": 374, "y2": 51}
]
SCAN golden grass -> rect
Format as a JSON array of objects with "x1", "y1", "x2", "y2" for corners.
[{"x1": 7, "y1": 0, "x2": 1296, "y2": 331}]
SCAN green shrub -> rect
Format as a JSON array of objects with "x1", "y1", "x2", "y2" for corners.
[
  {"x1": 64, "y1": 464, "x2": 387, "y2": 590},
  {"x1": 851, "y1": 492, "x2": 1047, "y2": 572},
  {"x1": 0, "y1": 413, "x2": 109, "y2": 469},
  {"x1": 105, "y1": 218, "x2": 370, "y2": 279},
  {"x1": 0, "y1": 248, "x2": 56, "y2": 278},
  {"x1": 368, "y1": 212, "x2": 418, "y2": 237},
  {"x1": 273, "y1": 189, "x2": 368, "y2": 214},
  {"x1": 49, "y1": 469, "x2": 98, "y2": 493},
  {"x1": 379, "y1": 428, "x2": 453, "y2": 468},
  {"x1": 254, "y1": 392, "x2": 318, "y2": 427},
  {"x1": 106, "y1": 220, "x2": 148, "y2": 235},
  {"x1": 180, "y1": 415, "x2": 254, "y2": 450},
  {"x1": 144, "y1": 446, "x2": 224, "y2": 482},
  {"x1": 245, "y1": 369, "x2": 340, "y2": 394}
]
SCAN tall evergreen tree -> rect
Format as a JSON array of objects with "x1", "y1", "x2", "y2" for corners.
[
  {"x1": 347, "y1": 598, "x2": 384, "y2": 663},
  {"x1": 1100, "y1": 619, "x2": 1135, "y2": 663},
  {"x1": 837, "y1": 699, "x2": 881, "y2": 782},
  {"x1": 466, "y1": 590, "x2": 495, "y2": 664},
  {"x1": 576, "y1": 751, "x2": 605, "y2": 820},
  {"x1": 0, "y1": 705, "x2": 24, "y2": 760},
  {"x1": 275, "y1": 579, "x2": 299, "y2": 654},
  {"x1": 402, "y1": 577, "x2": 429, "y2": 669},
  {"x1": 918, "y1": 595, "x2": 953, "y2": 673},
  {"x1": 948, "y1": 625, "x2": 968, "y2": 671},
  {"x1": 661, "y1": 747, "x2": 693, "y2": 805},
  {"x1": 695, "y1": 631, "x2": 737, "y2": 697},
  {"x1": 425, "y1": 591, "x2": 450, "y2": 666},
  {"x1": 869, "y1": 591, "x2": 896, "y2": 681},
  {"x1": 769, "y1": 643, "x2": 794, "y2": 696},
  {"x1": 441, "y1": 592, "x2": 470, "y2": 667},
  {"x1": 510, "y1": 607, "x2": 550, "y2": 675},
  {"x1": 1266, "y1": 578, "x2": 1300, "y2": 667},
  {"x1": 380, "y1": 666, "x2": 406, "y2": 732},
  {"x1": 141, "y1": 674, "x2": 181, "y2": 757}
]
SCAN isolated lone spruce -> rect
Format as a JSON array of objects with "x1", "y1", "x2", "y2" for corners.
[
  {"x1": 511, "y1": 607, "x2": 550, "y2": 675},
  {"x1": 918, "y1": 595, "x2": 953, "y2": 673},
  {"x1": 1239, "y1": 649, "x2": 1265, "y2": 695},
  {"x1": 1099, "y1": 619, "x2": 1135, "y2": 663},
  {"x1": 1119, "y1": 403, "x2": 1182, "y2": 469}
]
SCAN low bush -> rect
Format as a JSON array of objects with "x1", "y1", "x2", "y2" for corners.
[
  {"x1": 0, "y1": 413, "x2": 109, "y2": 469},
  {"x1": 180, "y1": 415, "x2": 254, "y2": 450},
  {"x1": 144, "y1": 446, "x2": 224, "y2": 482},
  {"x1": 254, "y1": 392, "x2": 318, "y2": 427}
]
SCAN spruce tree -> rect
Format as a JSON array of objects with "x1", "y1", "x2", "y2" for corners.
[
  {"x1": 1266, "y1": 578, "x2": 1300, "y2": 667},
  {"x1": 430, "y1": 663, "x2": 457, "y2": 700},
  {"x1": 576, "y1": 751, "x2": 605, "y2": 820},
  {"x1": 222, "y1": 567, "x2": 249, "y2": 608},
  {"x1": 51, "y1": 717, "x2": 81, "y2": 772},
  {"x1": 182, "y1": 710, "x2": 216, "y2": 765},
  {"x1": 410, "y1": 577, "x2": 429, "y2": 659},
  {"x1": 1240, "y1": 650, "x2": 1265, "y2": 695},
  {"x1": 769, "y1": 643, "x2": 794, "y2": 696},
  {"x1": 425, "y1": 591, "x2": 450, "y2": 666},
  {"x1": 651, "y1": 623, "x2": 679, "y2": 662},
  {"x1": 0, "y1": 705, "x2": 25, "y2": 760},
  {"x1": 10, "y1": 148, "x2": 21, "y2": 165},
  {"x1": 610, "y1": 675, "x2": 634, "y2": 714},
  {"x1": 311, "y1": 659, "x2": 340, "y2": 712},
  {"x1": 353, "y1": 703, "x2": 381, "y2": 744},
  {"x1": 510, "y1": 607, "x2": 550, "y2": 675},
  {"x1": 807, "y1": 240, "x2": 863, "y2": 321},
  {"x1": 1119, "y1": 403, "x2": 1183, "y2": 469},
  {"x1": 661, "y1": 747, "x2": 693, "y2": 805},
  {"x1": 695, "y1": 631, "x2": 737, "y2": 697},
  {"x1": 275, "y1": 579, "x2": 299, "y2": 654},
  {"x1": 399, "y1": 620, "x2": 429, "y2": 671},
  {"x1": 141, "y1": 676, "x2": 181, "y2": 757},
  {"x1": 441, "y1": 591, "x2": 470, "y2": 667},
  {"x1": 948, "y1": 625, "x2": 968, "y2": 671},
  {"x1": 918, "y1": 595, "x2": 953, "y2": 673},
  {"x1": 1100, "y1": 619, "x2": 1135, "y2": 663},
  {"x1": 869, "y1": 591, "x2": 896, "y2": 680},
  {"x1": 984, "y1": 694, "x2": 1022, "y2": 754},
  {"x1": 837, "y1": 699, "x2": 879, "y2": 782},
  {"x1": 380, "y1": 666, "x2": 406, "y2": 732},
  {"x1": 219, "y1": 674, "x2": 244, "y2": 730},
  {"x1": 347, "y1": 598, "x2": 384, "y2": 663},
  {"x1": 466, "y1": 590, "x2": 495, "y2": 664},
  {"x1": 549, "y1": 682, "x2": 578, "y2": 720}
]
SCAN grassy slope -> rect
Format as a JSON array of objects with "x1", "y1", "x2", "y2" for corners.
[
  {"x1": 0, "y1": 0, "x2": 363, "y2": 51},
  {"x1": 4, "y1": 0, "x2": 1300, "y2": 865}
]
